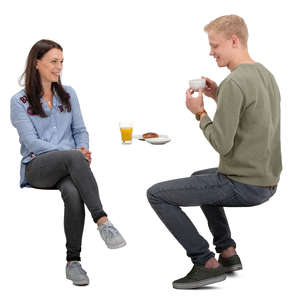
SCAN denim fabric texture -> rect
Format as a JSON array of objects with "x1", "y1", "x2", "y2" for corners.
[
  {"x1": 147, "y1": 168, "x2": 277, "y2": 266},
  {"x1": 25, "y1": 150, "x2": 107, "y2": 261}
]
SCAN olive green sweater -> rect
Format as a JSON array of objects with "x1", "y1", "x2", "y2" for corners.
[{"x1": 200, "y1": 63, "x2": 282, "y2": 186}]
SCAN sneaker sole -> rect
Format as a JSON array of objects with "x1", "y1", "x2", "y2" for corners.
[
  {"x1": 66, "y1": 275, "x2": 89, "y2": 286},
  {"x1": 107, "y1": 240, "x2": 127, "y2": 249},
  {"x1": 223, "y1": 264, "x2": 242, "y2": 273},
  {"x1": 172, "y1": 274, "x2": 227, "y2": 289},
  {"x1": 73, "y1": 281, "x2": 89, "y2": 286}
]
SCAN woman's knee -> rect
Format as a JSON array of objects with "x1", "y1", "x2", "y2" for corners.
[{"x1": 63, "y1": 150, "x2": 86, "y2": 166}]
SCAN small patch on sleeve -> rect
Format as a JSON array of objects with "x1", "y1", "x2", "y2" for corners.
[{"x1": 19, "y1": 96, "x2": 28, "y2": 104}]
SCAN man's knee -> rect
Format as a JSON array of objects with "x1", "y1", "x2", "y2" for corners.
[{"x1": 147, "y1": 183, "x2": 163, "y2": 204}]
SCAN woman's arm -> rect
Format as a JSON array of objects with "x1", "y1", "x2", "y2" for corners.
[
  {"x1": 68, "y1": 87, "x2": 89, "y2": 149},
  {"x1": 10, "y1": 96, "x2": 59, "y2": 155}
]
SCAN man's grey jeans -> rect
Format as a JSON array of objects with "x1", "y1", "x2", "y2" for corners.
[{"x1": 147, "y1": 168, "x2": 277, "y2": 266}]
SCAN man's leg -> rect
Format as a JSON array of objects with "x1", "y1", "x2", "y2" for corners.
[
  {"x1": 200, "y1": 205, "x2": 236, "y2": 253},
  {"x1": 147, "y1": 170, "x2": 235, "y2": 266},
  {"x1": 191, "y1": 169, "x2": 236, "y2": 253}
]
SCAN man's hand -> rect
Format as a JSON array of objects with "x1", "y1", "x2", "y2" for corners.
[
  {"x1": 78, "y1": 146, "x2": 92, "y2": 164},
  {"x1": 202, "y1": 76, "x2": 218, "y2": 102},
  {"x1": 186, "y1": 88, "x2": 205, "y2": 115}
]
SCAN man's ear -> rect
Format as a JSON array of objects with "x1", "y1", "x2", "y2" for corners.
[{"x1": 231, "y1": 34, "x2": 241, "y2": 48}]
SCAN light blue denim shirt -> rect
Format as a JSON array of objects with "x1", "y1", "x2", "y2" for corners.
[{"x1": 10, "y1": 86, "x2": 89, "y2": 188}]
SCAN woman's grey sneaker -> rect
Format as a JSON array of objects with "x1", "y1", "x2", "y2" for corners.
[
  {"x1": 98, "y1": 221, "x2": 126, "y2": 249},
  {"x1": 66, "y1": 261, "x2": 89, "y2": 286},
  {"x1": 172, "y1": 265, "x2": 227, "y2": 289},
  {"x1": 218, "y1": 254, "x2": 243, "y2": 273}
]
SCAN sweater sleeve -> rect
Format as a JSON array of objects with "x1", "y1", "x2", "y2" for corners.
[{"x1": 200, "y1": 79, "x2": 244, "y2": 156}]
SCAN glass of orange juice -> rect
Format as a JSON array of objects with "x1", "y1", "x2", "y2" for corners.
[{"x1": 119, "y1": 122, "x2": 133, "y2": 144}]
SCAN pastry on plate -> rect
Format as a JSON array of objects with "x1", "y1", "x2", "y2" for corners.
[{"x1": 142, "y1": 132, "x2": 159, "y2": 139}]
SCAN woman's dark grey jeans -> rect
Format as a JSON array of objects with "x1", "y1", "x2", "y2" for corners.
[
  {"x1": 25, "y1": 150, "x2": 107, "y2": 262},
  {"x1": 147, "y1": 168, "x2": 277, "y2": 266}
]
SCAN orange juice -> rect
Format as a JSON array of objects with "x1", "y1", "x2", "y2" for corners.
[{"x1": 120, "y1": 127, "x2": 133, "y2": 143}]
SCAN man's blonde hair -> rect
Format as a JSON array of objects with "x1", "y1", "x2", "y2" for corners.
[{"x1": 204, "y1": 15, "x2": 248, "y2": 47}]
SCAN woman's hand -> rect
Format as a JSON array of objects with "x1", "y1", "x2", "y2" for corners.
[{"x1": 78, "y1": 147, "x2": 92, "y2": 164}]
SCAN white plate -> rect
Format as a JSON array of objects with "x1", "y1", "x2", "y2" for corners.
[
  {"x1": 133, "y1": 134, "x2": 168, "y2": 140},
  {"x1": 145, "y1": 137, "x2": 171, "y2": 145}
]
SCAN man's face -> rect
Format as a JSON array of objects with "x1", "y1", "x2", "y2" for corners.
[{"x1": 208, "y1": 30, "x2": 234, "y2": 68}]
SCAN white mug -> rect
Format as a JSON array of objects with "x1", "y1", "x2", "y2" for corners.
[{"x1": 189, "y1": 78, "x2": 206, "y2": 91}]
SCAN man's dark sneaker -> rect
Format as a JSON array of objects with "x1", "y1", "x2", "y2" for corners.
[
  {"x1": 172, "y1": 265, "x2": 227, "y2": 289},
  {"x1": 218, "y1": 254, "x2": 242, "y2": 273}
]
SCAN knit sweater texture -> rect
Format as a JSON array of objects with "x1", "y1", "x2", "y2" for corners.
[{"x1": 200, "y1": 63, "x2": 282, "y2": 186}]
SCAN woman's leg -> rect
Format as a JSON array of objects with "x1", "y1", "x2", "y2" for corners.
[
  {"x1": 25, "y1": 150, "x2": 107, "y2": 222},
  {"x1": 56, "y1": 176, "x2": 85, "y2": 262},
  {"x1": 25, "y1": 150, "x2": 126, "y2": 250}
]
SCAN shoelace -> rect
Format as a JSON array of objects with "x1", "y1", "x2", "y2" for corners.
[
  {"x1": 70, "y1": 262, "x2": 87, "y2": 275},
  {"x1": 101, "y1": 224, "x2": 119, "y2": 239}
]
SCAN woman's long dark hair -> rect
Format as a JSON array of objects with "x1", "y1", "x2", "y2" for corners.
[{"x1": 20, "y1": 39, "x2": 71, "y2": 117}]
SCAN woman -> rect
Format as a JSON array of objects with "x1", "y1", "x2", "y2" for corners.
[{"x1": 10, "y1": 39, "x2": 126, "y2": 286}]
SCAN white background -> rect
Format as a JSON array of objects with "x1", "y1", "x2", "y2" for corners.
[{"x1": 1, "y1": 0, "x2": 292, "y2": 299}]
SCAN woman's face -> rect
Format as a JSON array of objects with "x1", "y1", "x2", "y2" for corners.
[{"x1": 36, "y1": 48, "x2": 63, "y2": 84}]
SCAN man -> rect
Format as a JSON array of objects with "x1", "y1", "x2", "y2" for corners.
[{"x1": 147, "y1": 15, "x2": 282, "y2": 289}]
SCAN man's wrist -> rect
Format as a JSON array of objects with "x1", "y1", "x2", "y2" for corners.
[
  {"x1": 200, "y1": 112, "x2": 207, "y2": 120},
  {"x1": 195, "y1": 109, "x2": 207, "y2": 121}
]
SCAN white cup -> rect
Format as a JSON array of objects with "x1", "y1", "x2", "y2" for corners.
[{"x1": 189, "y1": 78, "x2": 206, "y2": 91}]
